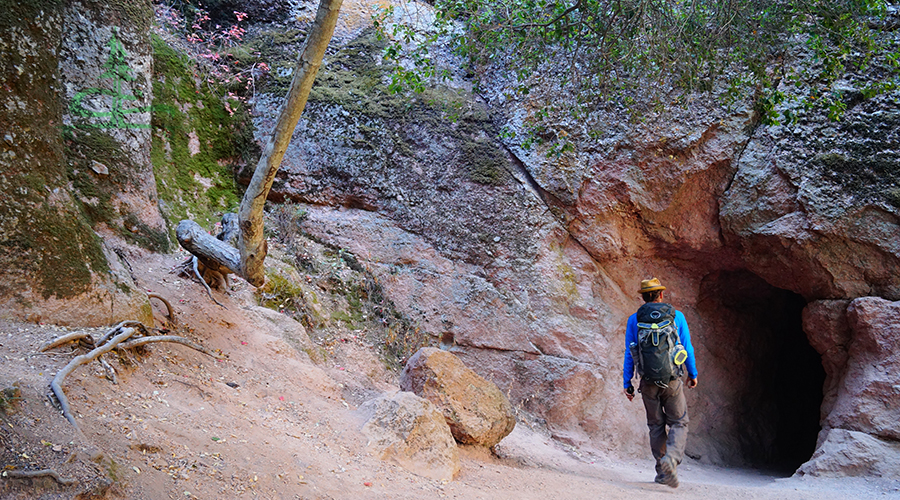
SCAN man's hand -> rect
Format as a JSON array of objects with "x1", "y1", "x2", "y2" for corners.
[
  {"x1": 686, "y1": 377, "x2": 698, "y2": 389},
  {"x1": 623, "y1": 386, "x2": 635, "y2": 401}
]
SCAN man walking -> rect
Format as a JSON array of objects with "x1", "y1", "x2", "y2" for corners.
[{"x1": 623, "y1": 278, "x2": 698, "y2": 488}]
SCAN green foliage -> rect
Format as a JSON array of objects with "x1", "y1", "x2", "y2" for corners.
[{"x1": 376, "y1": 0, "x2": 899, "y2": 127}]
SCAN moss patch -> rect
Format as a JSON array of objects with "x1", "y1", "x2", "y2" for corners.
[
  {"x1": 461, "y1": 138, "x2": 510, "y2": 185},
  {"x1": 150, "y1": 34, "x2": 259, "y2": 234}
]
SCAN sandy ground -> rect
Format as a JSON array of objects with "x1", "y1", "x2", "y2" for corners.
[{"x1": 1, "y1": 252, "x2": 899, "y2": 500}]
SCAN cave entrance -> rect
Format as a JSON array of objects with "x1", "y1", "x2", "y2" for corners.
[{"x1": 697, "y1": 270, "x2": 825, "y2": 474}]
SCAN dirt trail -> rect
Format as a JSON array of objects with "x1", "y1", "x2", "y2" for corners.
[{"x1": 1, "y1": 252, "x2": 898, "y2": 499}]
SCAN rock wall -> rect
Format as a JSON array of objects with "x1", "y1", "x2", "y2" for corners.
[
  {"x1": 61, "y1": 0, "x2": 169, "y2": 252},
  {"x1": 256, "y1": 0, "x2": 900, "y2": 474},
  {"x1": 799, "y1": 297, "x2": 900, "y2": 476},
  {"x1": 0, "y1": 0, "x2": 152, "y2": 326},
  {"x1": 5, "y1": 0, "x2": 895, "y2": 476}
]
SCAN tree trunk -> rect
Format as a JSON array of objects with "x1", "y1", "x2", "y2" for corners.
[{"x1": 176, "y1": 0, "x2": 344, "y2": 287}]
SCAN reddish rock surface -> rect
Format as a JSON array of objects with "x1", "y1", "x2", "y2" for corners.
[
  {"x1": 5, "y1": 0, "x2": 898, "y2": 478},
  {"x1": 798, "y1": 428, "x2": 900, "y2": 478},
  {"x1": 826, "y1": 298, "x2": 900, "y2": 441}
]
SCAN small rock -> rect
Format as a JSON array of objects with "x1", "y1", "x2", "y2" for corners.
[{"x1": 91, "y1": 160, "x2": 109, "y2": 176}]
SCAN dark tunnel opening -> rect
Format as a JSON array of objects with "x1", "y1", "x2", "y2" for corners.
[{"x1": 698, "y1": 270, "x2": 826, "y2": 474}]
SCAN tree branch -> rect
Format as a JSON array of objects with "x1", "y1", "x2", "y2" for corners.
[
  {"x1": 501, "y1": 0, "x2": 583, "y2": 30},
  {"x1": 237, "y1": 0, "x2": 344, "y2": 287},
  {"x1": 174, "y1": 0, "x2": 344, "y2": 288}
]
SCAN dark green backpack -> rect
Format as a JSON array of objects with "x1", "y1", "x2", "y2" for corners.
[{"x1": 630, "y1": 303, "x2": 687, "y2": 386}]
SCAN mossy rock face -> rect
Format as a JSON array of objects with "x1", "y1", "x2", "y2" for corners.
[
  {"x1": 721, "y1": 64, "x2": 900, "y2": 300},
  {"x1": 257, "y1": 231, "x2": 436, "y2": 371},
  {"x1": 0, "y1": 1, "x2": 151, "y2": 324},
  {"x1": 247, "y1": 28, "x2": 531, "y2": 266},
  {"x1": 461, "y1": 138, "x2": 510, "y2": 186},
  {"x1": 64, "y1": 129, "x2": 170, "y2": 252},
  {"x1": 0, "y1": 1, "x2": 105, "y2": 302},
  {"x1": 806, "y1": 106, "x2": 900, "y2": 210},
  {"x1": 59, "y1": 0, "x2": 170, "y2": 251},
  {"x1": 150, "y1": 34, "x2": 258, "y2": 235}
]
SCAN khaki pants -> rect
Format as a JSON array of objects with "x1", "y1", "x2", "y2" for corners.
[{"x1": 640, "y1": 377, "x2": 689, "y2": 468}]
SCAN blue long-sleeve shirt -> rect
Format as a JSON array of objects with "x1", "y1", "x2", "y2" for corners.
[{"x1": 623, "y1": 308, "x2": 698, "y2": 388}]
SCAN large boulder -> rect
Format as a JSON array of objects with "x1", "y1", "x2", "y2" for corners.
[
  {"x1": 360, "y1": 391, "x2": 459, "y2": 482},
  {"x1": 400, "y1": 348, "x2": 516, "y2": 447}
]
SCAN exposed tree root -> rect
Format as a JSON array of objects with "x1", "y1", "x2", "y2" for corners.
[
  {"x1": 95, "y1": 320, "x2": 148, "y2": 347},
  {"x1": 99, "y1": 356, "x2": 118, "y2": 384},
  {"x1": 45, "y1": 321, "x2": 223, "y2": 428},
  {"x1": 51, "y1": 327, "x2": 136, "y2": 429},
  {"x1": 118, "y1": 335, "x2": 225, "y2": 360},
  {"x1": 39, "y1": 332, "x2": 94, "y2": 353},
  {"x1": 148, "y1": 292, "x2": 175, "y2": 325},
  {"x1": 2, "y1": 468, "x2": 77, "y2": 485},
  {"x1": 193, "y1": 256, "x2": 226, "y2": 309}
]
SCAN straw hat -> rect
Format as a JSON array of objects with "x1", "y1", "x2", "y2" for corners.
[{"x1": 638, "y1": 278, "x2": 666, "y2": 294}]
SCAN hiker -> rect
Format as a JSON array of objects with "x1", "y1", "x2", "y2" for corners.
[{"x1": 622, "y1": 277, "x2": 698, "y2": 488}]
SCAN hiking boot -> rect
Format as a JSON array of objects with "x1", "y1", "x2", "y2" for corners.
[{"x1": 658, "y1": 455, "x2": 679, "y2": 488}]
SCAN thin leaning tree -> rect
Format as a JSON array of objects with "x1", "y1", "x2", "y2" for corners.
[{"x1": 176, "y1": 0, "x2": 343, "y2": 288}]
